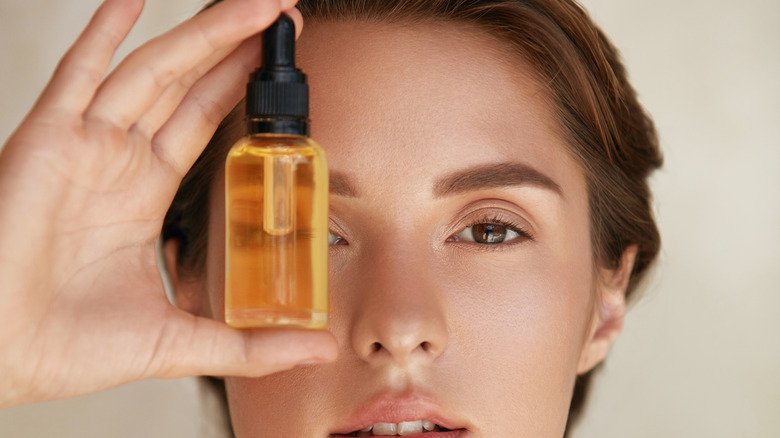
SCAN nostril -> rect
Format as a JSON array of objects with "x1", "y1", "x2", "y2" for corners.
[
  {"x1": 420, "y1": 341, "x2": 432, "y2": 352},
  {"x1": 370, "y1": 342, "x2": 382, "y2": 353}
]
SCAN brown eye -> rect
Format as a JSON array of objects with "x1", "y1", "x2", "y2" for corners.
[
  {"x1": 473, "y1": 224, "x2": 506, "y2": 243},
  {"x1": 454, "y1": 223, "x2": 521, "y2": 244}
]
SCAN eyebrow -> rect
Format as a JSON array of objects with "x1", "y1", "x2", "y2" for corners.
[
  {"x1": 433, "y1": 162, "x2": 562, "y2": 198},
  {"x1": 330, "y1": 171, "x2": 359, "y2": 197}
]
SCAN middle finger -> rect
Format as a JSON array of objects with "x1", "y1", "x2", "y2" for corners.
[{"x1": 84, "y1": 0, "x2": 298, "y2": 130}]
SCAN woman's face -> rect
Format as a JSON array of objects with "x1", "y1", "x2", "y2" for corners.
[{"x1": 190, "y1": 20, "x2": 625, "y2": 438}]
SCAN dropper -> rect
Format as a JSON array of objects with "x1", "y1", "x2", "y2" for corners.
[{"x1": 246, "y1": 13, "x2": 310, "y2": 136}]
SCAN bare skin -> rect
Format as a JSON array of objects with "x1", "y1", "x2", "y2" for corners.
[
  {"x1": 169, "y1": 21, "x2": 637, "y2": 437},
  {"x1": 0, "y1": 0, "x2": 337, "y2": 408},
  {"x1": 0, "y1": 1, "x2": 635, "y2": 436}
]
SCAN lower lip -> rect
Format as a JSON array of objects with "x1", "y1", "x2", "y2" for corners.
[{"x1": 331, "y1": 431, "x2": 467, "y2": 438}]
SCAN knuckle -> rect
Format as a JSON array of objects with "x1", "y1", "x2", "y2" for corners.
[{"x1": 57, "y1": 51, "x2": 105, "y2": 86}]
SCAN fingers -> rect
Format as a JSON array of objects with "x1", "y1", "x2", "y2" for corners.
[
  {"x1": 35, "y1": 0, "x2": 144, "y2": 115},
  {"x1": 150, "y1": 34, "x2": 263, "y2": 175},
  {"x1": 131, "y1": 40, "x2": 244, "y2": 140},
  {"x1": 286, "y1": 7, "x2": 304, "y2": 38},
  {"x1": 85, "y1": 0, "x2": 296, "y2": 131},
  {"x1": 140, "y1": 7, "x2": 304, "y2": 172},
  {"x1": 155, "y1": 313, "x2": 339, "y2": 379}
]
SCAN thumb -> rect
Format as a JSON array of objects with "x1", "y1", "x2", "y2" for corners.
[{"x1": 151, "y1": 312, "x2": 339, "y2": 379}]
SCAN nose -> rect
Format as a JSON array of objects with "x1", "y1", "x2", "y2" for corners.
[{"x1": 349, "y1": 246, "x2": 449, "y2": 367}]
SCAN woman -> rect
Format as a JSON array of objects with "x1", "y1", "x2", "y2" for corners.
[{"x1": 0, "y1": 0, "x2": 661, "y2": 436}]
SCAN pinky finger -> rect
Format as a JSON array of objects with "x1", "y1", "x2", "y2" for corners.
[{"x1": 35, "y1": 0, "x2": 144, "y2": 115}]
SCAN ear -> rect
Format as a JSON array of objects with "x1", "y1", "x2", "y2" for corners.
[
  {"x1": 163, "y1": 238, "x2": 203, "y2": 317},
  {"x1": 577, "y1": 245, "x2": 638, "y2": 374}
]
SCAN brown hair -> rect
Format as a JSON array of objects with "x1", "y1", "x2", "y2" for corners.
[{"x1": 163, "y1": 0, "x2": 662, "y2": 434}]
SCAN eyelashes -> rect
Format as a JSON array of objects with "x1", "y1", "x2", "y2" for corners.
[
  {"x1": 449, "y1": 214, "x2": 533, "y2": 246},
  {"x1": 328, "y1": 211, "x2": 534, "y2": 248}
]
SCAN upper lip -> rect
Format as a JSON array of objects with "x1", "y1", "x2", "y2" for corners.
[{"x1": 330, "y1": 391, "x2": 466, "y2": 435}]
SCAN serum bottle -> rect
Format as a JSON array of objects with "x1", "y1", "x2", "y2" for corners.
[{"x1": 225, "y1": 14, "x2": 328, "y2": 329}]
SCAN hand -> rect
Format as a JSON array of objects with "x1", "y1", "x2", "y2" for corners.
[{"x1": 0, "y1": 0, "x2": 337, "y2": 408}]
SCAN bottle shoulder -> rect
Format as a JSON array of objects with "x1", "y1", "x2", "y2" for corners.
[{"x1": 228, "y1": 134, "x2": 325, "y2": 157}]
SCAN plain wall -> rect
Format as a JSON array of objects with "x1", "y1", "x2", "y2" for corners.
[{"x1": 1, "y1": 0, "x2": 778, "y2": 436}]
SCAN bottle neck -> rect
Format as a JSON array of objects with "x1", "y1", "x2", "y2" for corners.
[{"x1": 247, "y1": 117, "x2": 309, "y2": 137}]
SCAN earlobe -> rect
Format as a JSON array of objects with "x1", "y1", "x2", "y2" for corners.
[
  {"x1": 577, "y1": 245, "x2": 638, "y2": 374},
  {"x1": 163, "y1": 238, "x2": 203, "y2": 316}
]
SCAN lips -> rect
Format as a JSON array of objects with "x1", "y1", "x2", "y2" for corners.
[
  {"x1": 329, "y1": 392, "x2": 468, "y2": 437},
  {"x1": 336, "y1": 420, "x2": 459, "y2": 436}
]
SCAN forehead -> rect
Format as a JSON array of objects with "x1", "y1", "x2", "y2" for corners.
[{"x1": 296, "y1": 20, "x2": 580, "y2": 196}]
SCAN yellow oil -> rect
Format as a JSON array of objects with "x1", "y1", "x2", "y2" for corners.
[{"x1": 225, "y1": 134, "x2": 328, "y2": 329}]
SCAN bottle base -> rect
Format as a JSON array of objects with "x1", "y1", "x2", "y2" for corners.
[{"x1": 225, "y1": 308, "x2": 328, "y2": 329}]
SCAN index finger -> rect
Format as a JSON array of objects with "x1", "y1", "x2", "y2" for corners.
[{"x1": 85, "y1": 0, "x2": 299, "y2": 130}]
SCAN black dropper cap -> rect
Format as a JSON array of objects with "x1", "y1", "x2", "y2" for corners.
[{"x1": 246, "y1": 14, "x2": 309, "y2": 136}]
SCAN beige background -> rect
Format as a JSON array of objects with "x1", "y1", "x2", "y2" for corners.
[{"x1": 1, "y1": 0, "x2": 779, "y2": 436}]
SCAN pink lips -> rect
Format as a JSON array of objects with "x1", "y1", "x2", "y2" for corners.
[{"x1": 329, "y1": 392, "x2": 468, "y2": 437}]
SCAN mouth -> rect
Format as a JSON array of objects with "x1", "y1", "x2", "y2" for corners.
[
  {"x1": 336, "y1": 420, "x2": 460, "y2": 436},
  {"x1": 329, "y1": 392, "x2": 467, "y2": 437}
]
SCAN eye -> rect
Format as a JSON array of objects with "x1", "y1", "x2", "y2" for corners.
[
  {"x1": 451, "y1": 218, "x2": 530, "y2": 245},
  {"x1": 328, "y1": 230, "x2": 347, "y2": 246}
]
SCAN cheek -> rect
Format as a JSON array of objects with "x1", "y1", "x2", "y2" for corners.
[
  {"x1": 441, "y1": 223, "x2": 594, "y2": 426},
  {"x1": 225, "y1": 369, "x2": 340, "y2": 435},
  {"x1": 226, "y1": 377, "x2": 288, "y2": 435},
  {"x1": 448, "y1": 248, "x2": 592, "y2": 355}
]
